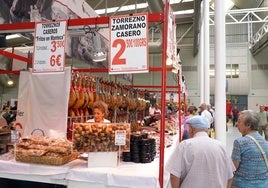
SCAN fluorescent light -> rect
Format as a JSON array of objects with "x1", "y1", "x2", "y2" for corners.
[
  {"x1": 170, "y1": 0, "x2": 194, "y2": 4},
  {"x1": 95, "y1": 3, "x2": 148, "y2": 15},
  {"x1": 173, "y1": 9, "x2": 194, "y2": 15},
  {"x1": 120, "y1": 3, "x2": 148, "y2": 11},
  {"x1": 6, "y1": 34, "x2": 21, "y2": 40},
  {"x1": 95, "y1": 1, "x2": 195, "y2": 15}
]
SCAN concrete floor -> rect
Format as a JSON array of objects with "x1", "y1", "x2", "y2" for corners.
[{"x1": 226, "y1": 123, "x2": 241, "y2": 156}]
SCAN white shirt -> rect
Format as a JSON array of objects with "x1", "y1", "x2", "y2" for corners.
[
  {"x1": 86, "y1": 119, "x2": 110, "y2": 123},
  {"x1": 201, "y1": 109, "x2": 213, "y2": 124},
  {"x1": 166, "y1": 132, "x2": 235, "y2": 188}
]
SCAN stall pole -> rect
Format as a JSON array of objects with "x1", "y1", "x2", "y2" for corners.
[
  {"x1": 184, "y1": 93, "x2": 187, "y2": 114},
  {"x1": 178, "y1": 70, "x2": 182, "y2": 142},
  {"x1": 159, "y1": 0, "x2": 169, "y2": 187}
]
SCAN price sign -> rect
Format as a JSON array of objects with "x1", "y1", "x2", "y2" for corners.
[
  {"x1": 109, "y1": 13, "x2": 148, "y2": 74},
  {"x1": 115, "y1": 130, "x2": 126, "y2": 146},
  {"x1": 33, "y1": 20, "x2": 67, "y2": 73}
]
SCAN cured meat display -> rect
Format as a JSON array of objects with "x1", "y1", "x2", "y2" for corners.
[
  {"x1": 65, "y1": 72, "x2": 176, "y2": 165},
  {"x1": 67, "y1": 72, "x2": 149, "y2": 139}
]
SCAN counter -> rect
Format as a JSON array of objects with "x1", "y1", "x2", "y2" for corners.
[
  {"x1": 0, "y1": 141, "x2": 176, "y2": 188},
  {"x1": 0, "y1": 152, "x2": 80, "y2": 186},
  {"x1": 67, "y1": 158, "x2": 170, "y2": 188}
]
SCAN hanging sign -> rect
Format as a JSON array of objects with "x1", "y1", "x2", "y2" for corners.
[
  {"x1": 33, "y1": 20, "x2": 67, "y2": 73},
  {"x1": 109, "y1": 13, "x2": 148, "y2": 74}
]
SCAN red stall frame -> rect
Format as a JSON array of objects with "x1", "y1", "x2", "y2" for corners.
[{"x1": 0, "y1": 1, "x2": 183, "y2": 187}]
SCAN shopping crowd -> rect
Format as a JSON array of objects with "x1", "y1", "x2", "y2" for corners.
[{"x1": 166, "y1": 102, "x2": 268, "y2": 188}]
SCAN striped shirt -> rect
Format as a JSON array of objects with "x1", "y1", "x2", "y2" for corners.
[{"x1": 231, "y1": 132, "x2": 268, "y2": 188}]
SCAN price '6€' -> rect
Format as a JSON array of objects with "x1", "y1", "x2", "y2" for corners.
[{"x1": 50, "y1": 54, "x2": 62, "y2": 66}]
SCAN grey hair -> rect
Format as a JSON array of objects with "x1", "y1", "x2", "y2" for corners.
[{"x1": 239, "y1": 110, "x2": 259, "y2": 130}]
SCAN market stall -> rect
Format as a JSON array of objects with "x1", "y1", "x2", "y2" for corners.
[{"x1": 0, "y1": 1, "x2": 182, "y2": 188}]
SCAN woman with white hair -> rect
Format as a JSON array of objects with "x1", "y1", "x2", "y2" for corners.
[{"x1": 231, "y1": 110, "x2": 268, "y2": 188}]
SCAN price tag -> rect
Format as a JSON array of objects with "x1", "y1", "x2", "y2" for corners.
[
  {"x1": 115, "y1": 130, "x2": 126, "y2": 146},
  {"x1": 33, "y1": 20, "x2": 67, "y2": 73}
]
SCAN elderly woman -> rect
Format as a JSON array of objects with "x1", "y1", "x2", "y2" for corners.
[
  {"x1": 86, "y1": 100, "x2": 110, "y2": 123},
  {"x1": 231, "y1": 110, "x2": 268, "y2": 188}
]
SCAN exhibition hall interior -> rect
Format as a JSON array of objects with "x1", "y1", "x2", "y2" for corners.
[{"x1": 0, "y1": 0, "x2": 268, "y2": 188}]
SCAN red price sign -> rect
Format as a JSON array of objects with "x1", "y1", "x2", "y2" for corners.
[
  {"x1": 33, "y1": 20, "x2": 67, "y2": 73},
  {"x1": 109, "y1": 13, "x2": 149, "y2": 74}
]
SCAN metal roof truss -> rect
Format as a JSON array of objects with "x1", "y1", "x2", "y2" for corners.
[{"x1": 209, "y1": 7, "x2": 268, "y2": 55}]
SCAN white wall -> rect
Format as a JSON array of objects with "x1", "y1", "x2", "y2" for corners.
[
  {"x1": 248, "y1": 48, "x2": 268, "y2": 110},
  {"x1": 170, "y1": 42, "x2": 268, "y2": 109}
]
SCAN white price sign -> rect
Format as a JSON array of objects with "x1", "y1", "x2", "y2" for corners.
[
  {"x1": 33, "y1": 20, "x2": 67, "y2": 73},
  {"x1": 115, "y1": 130, "x2": 127, "y2": 146},
  {"x1": 109, "y1": 13, "x2": 149, "y2": 74}
]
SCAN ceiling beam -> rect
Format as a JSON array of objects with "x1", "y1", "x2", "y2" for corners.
[
  {"x1": 193, "y1": 0, "x2": 201, "y2": 56},
  {"x1": 0, "y1": 13, "x2": 163, "y2": 34}
]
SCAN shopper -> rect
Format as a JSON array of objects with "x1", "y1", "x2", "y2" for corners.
[
  {"x1": 199, "y1": 103, "x2": 214, "y2": 127},
  {"x1": 149, "y1": 103, "x2": 161, "y2": 122},
  {"x1": 166, "y1": 116, "x2": 235, "y2": 188},
  {"x1": 232, "y1": 106, "x2": 239, "y2": 127},
  {"x1": 257, "y1": 105, "x2": 268, "y2": 140},
  {"x1": 231, "y1": 110, "x2": 268, "y2": 188},
  {"x1": 149, "y1": 104, "x2": 156, "y2": 116},
  {"x1": 226, "y1": 99, "x2": 233, "y2": 123},
  {"x1": 181, "y1": 106, "x2": 196, "y2": 140},
  {"x1": 153, "y1": 103, "x2": 161, "y2": 116},
  {"x1": 86, "y1": 100, "x2": 110, "y2": 123},
  {"x1": 207, "y1": 103, "x2": 215, "y2": 117},
  {"x1": 207, "y1": 103, "x2": 215, "y2": 128}
]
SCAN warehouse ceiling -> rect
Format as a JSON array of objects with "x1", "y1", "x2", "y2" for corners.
[
  {"x1": 0, "y1": 0, "x2": 267, "y2": 73},
  {"x1": 3, "y1": 0, "x2": 266, "y2": 48},
  {"x1": 0, "y1": 0, "x2": 267, "y2": 88}
]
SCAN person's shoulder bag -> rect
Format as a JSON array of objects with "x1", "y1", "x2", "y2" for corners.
[{"x1": 245, "y1": 134, "x2": 268, "y2": 169}]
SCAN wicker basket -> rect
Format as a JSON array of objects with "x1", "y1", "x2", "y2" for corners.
[{"x1": 15, "y1": 152, "x2": 79, "y2": 166}]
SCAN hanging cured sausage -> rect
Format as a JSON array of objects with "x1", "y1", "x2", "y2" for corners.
[{"x1": 72, "y1": 74, "x2": 85, "y2": 109}]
